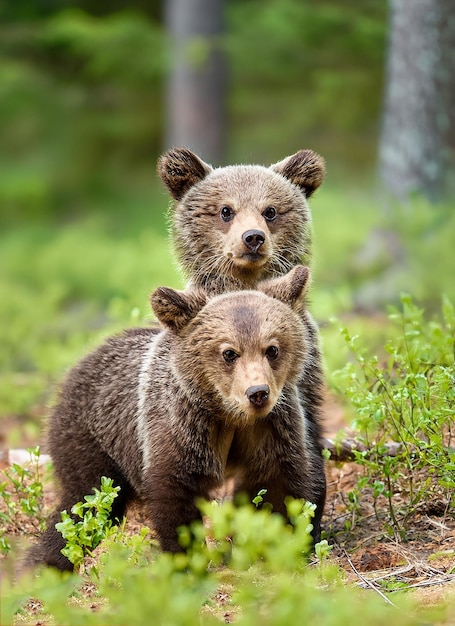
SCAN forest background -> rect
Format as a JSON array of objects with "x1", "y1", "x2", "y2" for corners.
[{"x1": 0, "y1": 0, "x2": 454, "y2": 444}]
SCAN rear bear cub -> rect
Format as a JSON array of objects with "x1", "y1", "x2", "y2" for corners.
[{"x1": 28, "y1": 266, "x2": 326, "y2": 571}]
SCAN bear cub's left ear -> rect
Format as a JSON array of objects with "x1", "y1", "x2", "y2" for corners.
[
  {"x1": 158, "y1": 147, "x2": 213, "y2": 201},
  {"x1": 259, "y1": 265, "x2": 311, "y2": 312},
  {"x1": 270, "y1": 150, "x2": 326, "y2": 198},
  {"x1": 150, "y1": 287, "x2": 208, "y2": 332}
]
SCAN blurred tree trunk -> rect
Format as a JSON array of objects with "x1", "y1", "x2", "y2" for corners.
[
  {"x1": 163, "y1": 0, "x2": 227, "y2": 165},
  {"x1": 379, "y1": 0, "x2": 455, "y2": 202}
]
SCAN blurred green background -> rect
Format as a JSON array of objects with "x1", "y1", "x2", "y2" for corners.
[{"x1": 1, "y1": 0, "x2": 454, "y2": 443}]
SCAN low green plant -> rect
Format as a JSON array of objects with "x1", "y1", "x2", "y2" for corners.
[
  {"x1": 1, "y1": 491, "x2": 427, "y2": 626},
  {"x1": 55, "y1": 476, "x2": 121, "y2": 571},
  {"x1": 176, "y1": 495, "x2": 316, "y2": 575},
  {"x1": 315, "y1": 538, "x2": 332, "y2": 562},
  {"x1": 335, "y1": 294, "x2": 455, "y2": 537},
  {"x1": 0, "y1": 446, "x2": 46, "y2": 554}
]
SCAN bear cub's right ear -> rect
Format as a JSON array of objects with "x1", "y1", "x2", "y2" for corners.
[
  {"x1": 270, "y1": 150, "x2": 326, "y2": 198},
  {"x1": 150, "y1": 287, "x2": 208, "y2": 333},
  {"x1": 259, "y1": 265, "x2": 311, "y2": 313},
  {"x1": 158, "y1": 147, "x2": 213, "y2": 201}
]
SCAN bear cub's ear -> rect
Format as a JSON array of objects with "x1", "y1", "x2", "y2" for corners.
[
  {"x1": 270, "y1": 150, "x2": 326, "y2": 198},
  {"x1": 158, "y1": 147, "x2": 213, "y2": 201},
  {"x1": 259, "y1": 266, "x2": 311, "y2": 312},
  {"x1": 150, "y1": 287, "x2": 208, "y2": 333}
]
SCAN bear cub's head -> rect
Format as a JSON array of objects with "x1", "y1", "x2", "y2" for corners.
[
  {"x1": 151, "y1": 265, "x2": 311, "y2": 424},
  {"x1": 158, "y1": 148, "x2": 325, "y2": 291}
]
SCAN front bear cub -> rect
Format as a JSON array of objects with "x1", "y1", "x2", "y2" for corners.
[{"x1": 27, "y1": 266, "x2": 325, "y2": 572}]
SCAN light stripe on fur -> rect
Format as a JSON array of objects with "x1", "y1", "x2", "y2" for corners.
[{"x1": 137, "y1": 332, "x2": 162, "y2": 471}]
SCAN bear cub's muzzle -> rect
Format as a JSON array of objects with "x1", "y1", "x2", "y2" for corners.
[
  {"x1": 242, "y1": 229, "x2": 266, "y2": 254},
  {"x1": 246, "y1": 384, "x2": 270, "y2": 408}
]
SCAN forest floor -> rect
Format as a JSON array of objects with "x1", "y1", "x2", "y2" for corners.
[
  {"x1": 322, "y1": 396, "x2": 455, "y2": 613},
  {"x1": 1, "y1": 396, "x2": 454, "y2": 624}
]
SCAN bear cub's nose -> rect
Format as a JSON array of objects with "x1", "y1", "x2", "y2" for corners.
[
  {"x1": 246, "y1": 384, "x2": 270, "y2": 407},
  {"x1": 242, "y1": 229, "x2": 265, "y2": 253}
]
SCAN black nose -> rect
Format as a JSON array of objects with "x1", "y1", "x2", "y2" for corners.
[
  {"x1": 246, "y1": 384, "x2": 270, "y2": 407},
  {"x1": 242, "y1": 229, "x2": 265, "y2": 253}
]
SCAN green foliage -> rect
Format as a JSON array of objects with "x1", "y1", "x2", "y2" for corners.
[
  {"x1": 0, "y1": 447, "x2": 46, "y2": 554},
  {"x1": 177, "y1": 496, "x2": 316, "y2": 575},
  {"x1": 55, "y1": 476, "x2": 121, "y2": 570},
  {"x1": 0, "y1": 12, "x2": 164, "y2": 223},
  {"x1": 227, "y1": 0, "x2": 387, "y2": 167},
  {"x1": 252, "y1": 487, "x2": 268, "y2": 507},
  {"x1": 312, "y1": 194, "x2": 455, "y2": 383},
  {"x1": 0, "y1": 0, "x2": 388, "y2": 225},
  {"x1": 0, "y1": 216, "x2": 181, "y2": 421},
  {"x1": 335, "y1": 295, "x2": 455, "y2": 537},
  {"x1": 386, "y1": 200, "x2": 455, "y2": 309},
  {"x1": 42, "y1": 9, "x2": 165, "y2": 85},
  {"x1": 2, "y1": 493, "x2": 427, "y2": 626}
]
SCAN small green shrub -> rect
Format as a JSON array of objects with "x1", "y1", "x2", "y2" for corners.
[
  {"x1": 177, "y1": 496, "x2": 316, "y2": 575},
  {"x1": 0, "y1": 446, "x2": 47, "y2": 554},
  {"x1": 55, "y1": 476, "x2": 121, "y2": 571},
  {"x1": 335, "y1": 295, "x2": 455, "y2": 537}
]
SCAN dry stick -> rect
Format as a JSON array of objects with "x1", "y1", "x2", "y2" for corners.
[
  {"x1": 390, "y1": 575, "x2": 455, "y2": 592},
  {"x1": 338, "y1": 546, "x2": 398, "y2": 608},
  {"x1": 322, "y1": 437, "x2": 403, "y2": 462},
  {"x1": 322, "y1": 437, "x2": 455, "y2": 463}
]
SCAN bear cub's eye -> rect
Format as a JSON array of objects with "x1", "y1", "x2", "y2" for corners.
[
  {"x1": 220, "y1": 206, "x2": 234, "y2": 222},
  {"x1": 263, "y1": 206, "x2": 277, "y2": 221},
  {"x1": 223, "y1": 349, "x2": 239, "y2": 364},
  {"x1": 265, "y1": 345, "x2": 279, "y2": 360}
]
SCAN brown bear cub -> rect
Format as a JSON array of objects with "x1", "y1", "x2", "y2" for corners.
[
  {"x1": 158, "y1": 147, "x2": 325, "y2": 291},
  {"x1": 158, "y1": 147, "x2": 327, "y2": 505},
  {"x1": 27, "y1": 266, "x2": 325, "y2": 571}
]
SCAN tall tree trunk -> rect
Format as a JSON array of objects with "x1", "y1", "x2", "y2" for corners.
[
  {"x1": 163, "y1": 0, "x2": 227, "y2": 165},
  {"x1": 379, "y1": 0, "x2": 455, "y2": 202}
]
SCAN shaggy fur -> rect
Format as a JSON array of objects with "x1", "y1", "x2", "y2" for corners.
[
  {"x1": 158, "y1": 147, "x2": 327, "y2": 505},
  {"x1": 27, "y1": 267, "x2": 325, "y2": 571}
]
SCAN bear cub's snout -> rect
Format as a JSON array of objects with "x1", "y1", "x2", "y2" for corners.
[
  {"x1": 242, "y1": 229, "x2": 266, "y2": 254},
  {"x1": 246, "y1": 384, "x2": 269, "y2": 407}
]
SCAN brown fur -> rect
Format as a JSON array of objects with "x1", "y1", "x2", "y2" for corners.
[
  {"x1": 158, "y1": 147, "x2": 327, "y2": 520},
  {"x1": 26, "y1": 267, "x2": 325, "y2": 571}
]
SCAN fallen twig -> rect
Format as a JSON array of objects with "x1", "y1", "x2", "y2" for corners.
[
  {"x1": 338, "y1": 545, "x2": 398, "y2": 607},
  {"x1": 389, "y1": 574, "x2": 455, "y2": 592},
  {"x1": 322, "y1": 435, "x2": 455, "y2": 463},
  {"x1": 322, "y1": 437, "x2": 403, "y2": 462}
]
